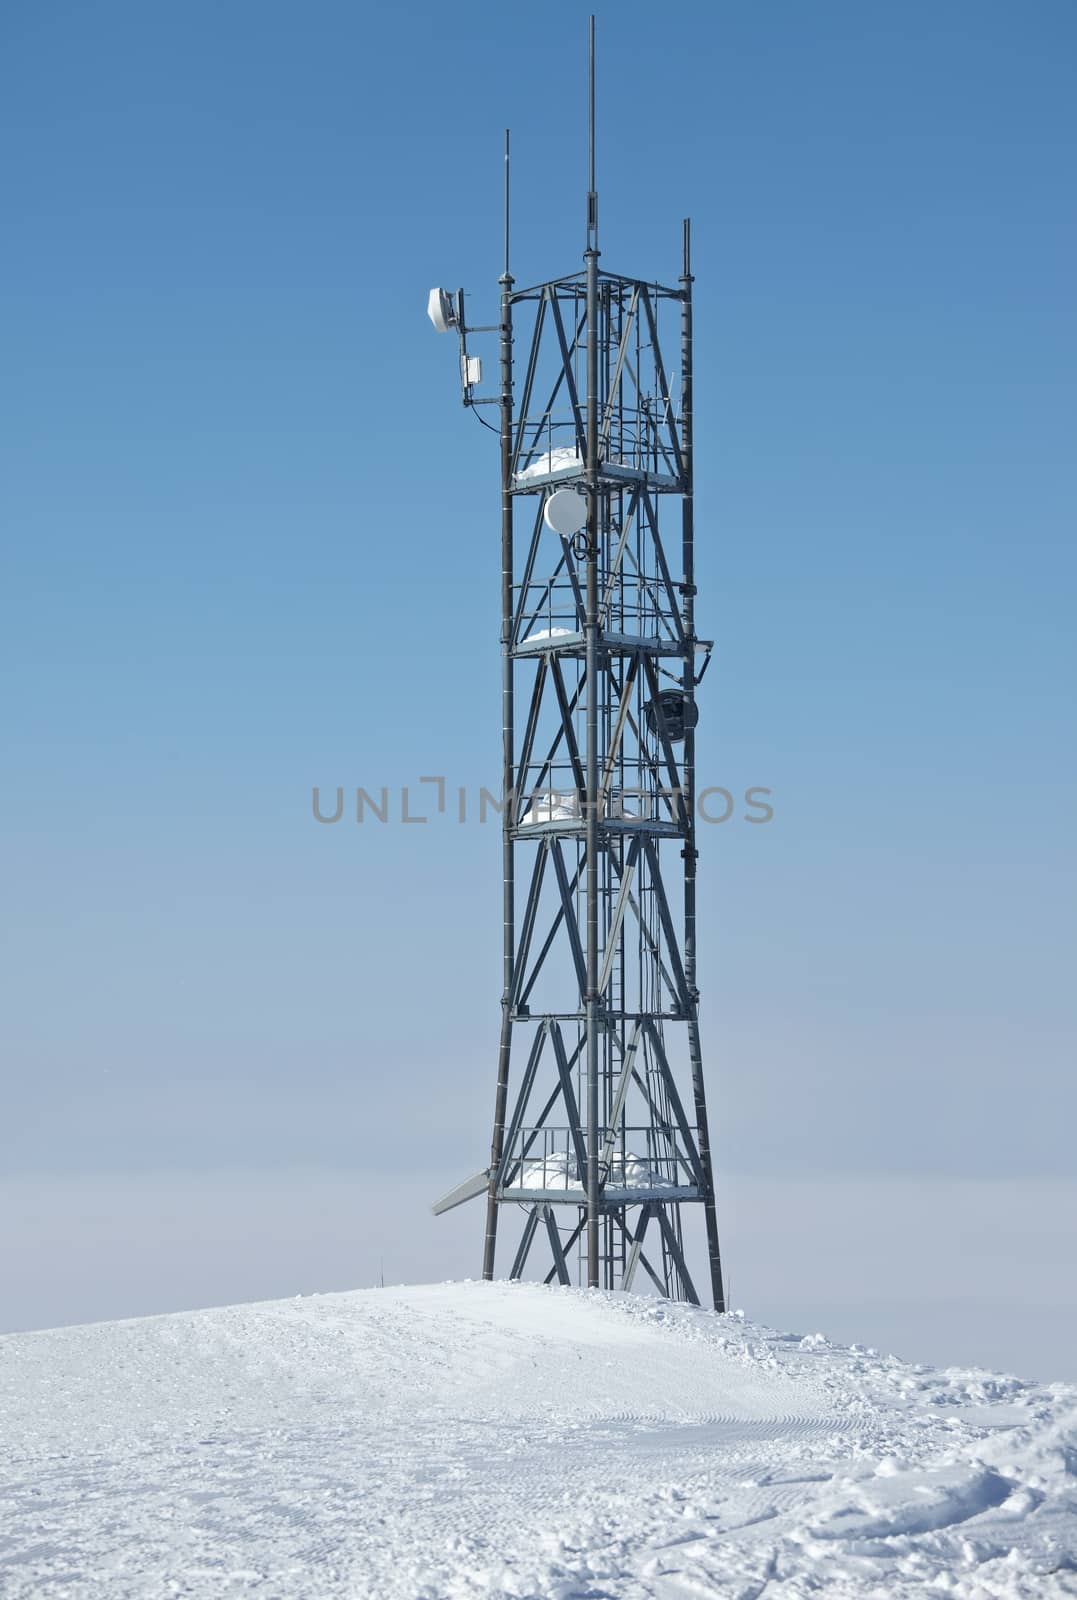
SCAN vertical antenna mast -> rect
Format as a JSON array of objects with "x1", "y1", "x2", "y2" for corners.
[
  {"x1": 583, "y1": 11, "x2": 601, "y2": 1287},
  {"x1": 586, "y1": 14, "x2": 598, "y2": 250},
  {"x1": 504, "y1": 128, "x2": 511, "y2": 281}
]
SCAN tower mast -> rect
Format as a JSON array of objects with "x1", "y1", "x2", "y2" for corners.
[
  {"x1": 432, "y1": 17, "x2": 725, "y2": 1309},
  {"x1": 583, "y1": 10, "x2": 602, "y2": 1287}
]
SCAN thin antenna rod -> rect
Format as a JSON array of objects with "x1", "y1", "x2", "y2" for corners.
[
  {"x1": 589, "y1": 16, "x2": 595, "y2": 195},
  {"x1": 586, "y1": 15, "x2": 598, "y2": 251},
  {"x1": 503, "y1": 128, "x2": 511, "y2": 281}
]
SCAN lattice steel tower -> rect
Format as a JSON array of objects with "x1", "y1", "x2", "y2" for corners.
[{"x1": 431, "y1": 20, "x2": 724, "y2": 1309}]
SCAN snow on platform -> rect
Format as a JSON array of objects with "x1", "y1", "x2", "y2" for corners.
[
  {"x1": 504, "y1": 1150, "x2": 694, "y2": 1201},
  {"x1": 519, "y1": 793, "x2": 581, "y2": 826},
  {"x1": 1, "y1": 1281, "x2": 1075, "y2": 1598},
  {"x1": 513, "y1": 447, "x2": 679, "y2": 491}
]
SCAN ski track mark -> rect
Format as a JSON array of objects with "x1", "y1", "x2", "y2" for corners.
[{"x1": 0, "y1": 1281, "x2": 1075, "y2": 1599}]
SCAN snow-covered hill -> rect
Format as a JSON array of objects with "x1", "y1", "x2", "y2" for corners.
[{"x1": 1, "y1": 1283, "x2": 1075, "y2": 1598}]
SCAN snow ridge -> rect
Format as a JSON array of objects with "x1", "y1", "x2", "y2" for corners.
[{"x1": 1, "y1": 1281, "x2": 1075, "y2": 1598}]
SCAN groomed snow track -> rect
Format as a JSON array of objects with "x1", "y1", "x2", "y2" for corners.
[{"x1": 1, "y1": 1282, "x2": 1075, "y2": 1598}]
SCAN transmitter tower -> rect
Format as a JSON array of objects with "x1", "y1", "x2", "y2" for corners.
[{"x1": 431, "y1": 20, "x2": 724, "y2": 1309}]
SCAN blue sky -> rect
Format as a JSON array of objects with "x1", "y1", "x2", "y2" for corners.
[{"x1": 2, "y1": 2, "x2": 1075, "y2": 1336}]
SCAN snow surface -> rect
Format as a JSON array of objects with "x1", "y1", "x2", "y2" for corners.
[
  {"x1": 515, "y1": 445, "x2": 585, "y2": 482},
  {"x1": 515, "y1": 446, "x2": 635, "y2": 484},
  {"x1": 520, "y1": 792, "x2": 580, "y2": 825},
  {"x1": 507, "y1": 1151, "x2": 683, "y2": 1196},
  {"x1": 1, "y1": 1281, "x2": 1075, "y2": 1598},
  {"x1": 522, "y1": 627, "x2": 575, "y2": 644}
]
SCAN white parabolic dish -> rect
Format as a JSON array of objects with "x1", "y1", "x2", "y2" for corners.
[{"x1": 543, "y1": 487, "x2": 587, "y2": 536}]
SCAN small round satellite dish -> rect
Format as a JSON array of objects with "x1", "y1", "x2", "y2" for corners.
[{"x1": 543, "y1": 488, "x2": 587, "y2": 537}]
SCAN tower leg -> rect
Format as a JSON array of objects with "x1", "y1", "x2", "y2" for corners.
[
  {"x1": 485, "y1": 264, "x2": 516, "y2": 1283},
  {"x1": 483, "y1": 1008, "x2": 513, "y2": 1280},
  {"x1": 583, "y1": 222, "x2": 601, "y2": 1291},
  {"x1": 687, "y1": 1012, "x2": 725, "y2": 1311}
]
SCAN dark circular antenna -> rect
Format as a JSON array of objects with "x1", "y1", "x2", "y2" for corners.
[{"x1": 644, "y1": 690, "x2": 698, "y2": 744}]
